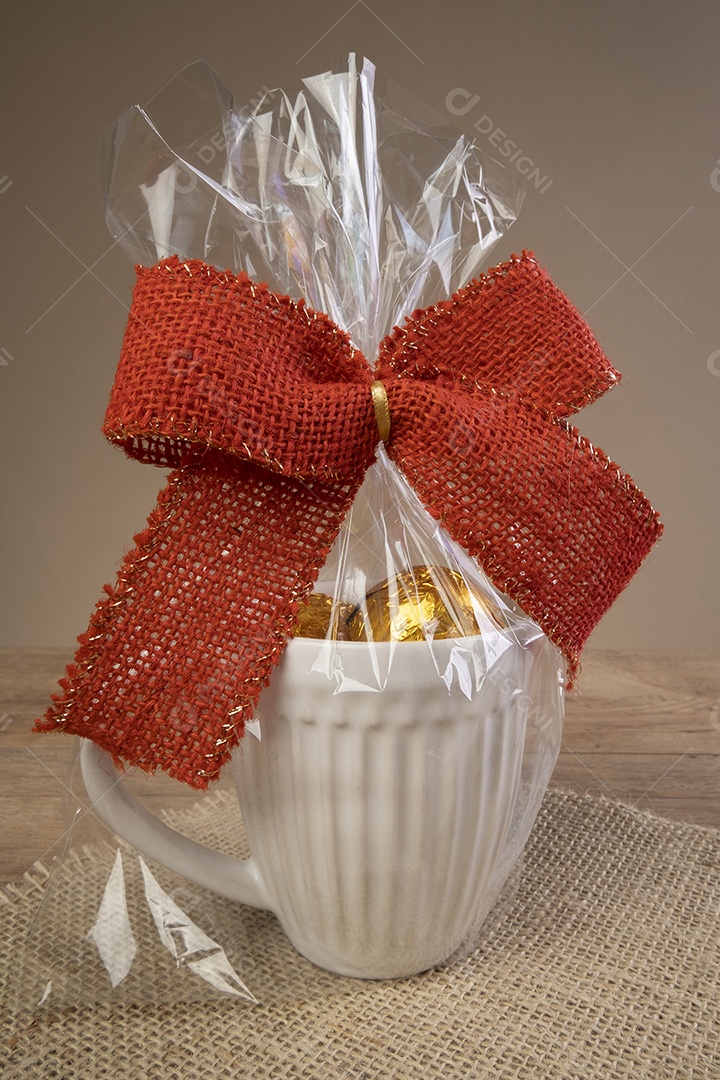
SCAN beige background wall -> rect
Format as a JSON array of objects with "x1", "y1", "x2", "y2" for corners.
[{"x1": 1, "y1": 0, "x2": 718, "y2": 652}]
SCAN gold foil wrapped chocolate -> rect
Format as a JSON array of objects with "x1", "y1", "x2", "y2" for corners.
[
  {"x1": 348, "y1": 565, "x2": 502, "y2": 642},
  {"x1": 294, "y1": 593, "x2": 354, "y2": 639},
  {"x1": 295, "y1": 567, "x2": 502, "y2": 642}
]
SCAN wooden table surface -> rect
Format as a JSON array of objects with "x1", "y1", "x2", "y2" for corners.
[{"x1": 1, "y1": 648, "x2": 718, "y2": 885}]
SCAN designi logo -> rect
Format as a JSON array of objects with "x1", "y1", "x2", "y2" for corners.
[{"x1": 446, "y1": 88, "x2": 552, "y2": 195}]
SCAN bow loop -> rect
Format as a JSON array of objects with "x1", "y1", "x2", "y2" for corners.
[
  {"x1": 377, "y1": 251, "x2": 620, "y2": 416},
  {"x1": 104, "y1": 255, "x2": 379, "y2": 482}
]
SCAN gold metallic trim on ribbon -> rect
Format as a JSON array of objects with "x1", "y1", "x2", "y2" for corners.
[{"x1": 370, "y1": 380, "x2": 391, "y2": 443}]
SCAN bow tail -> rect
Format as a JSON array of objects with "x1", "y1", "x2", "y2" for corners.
[
  {"x1": 36, "y1": 453, "x2": 360, "y2": 788},
  {"x1": 389, "y1": 388, "x2": 663, "y2": 682}
]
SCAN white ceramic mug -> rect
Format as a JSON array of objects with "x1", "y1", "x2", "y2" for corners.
[{"x1": 80, "y1": 633, "x2": 559, "y2": 979}]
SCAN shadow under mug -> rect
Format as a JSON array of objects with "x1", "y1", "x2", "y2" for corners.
[{"x1": 80, "y1": 634, "x2": 553, "y2": 979}]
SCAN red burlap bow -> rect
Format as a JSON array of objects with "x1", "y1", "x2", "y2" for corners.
[{"x1": 37, "y1": 251, "x2": 662, "y2": 788}]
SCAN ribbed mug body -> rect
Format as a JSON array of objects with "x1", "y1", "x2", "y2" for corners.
[{"x1": 235, "y1": 637, "x2": 530, "y2": 978}]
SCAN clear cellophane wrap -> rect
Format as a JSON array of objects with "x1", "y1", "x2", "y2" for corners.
[{"x1": 20, "y1": 54, "x2": 642, "y2": 1008}]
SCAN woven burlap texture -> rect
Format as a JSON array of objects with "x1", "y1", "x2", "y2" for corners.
[
  {"x1": 37, "y1": 252, "x2": 662, "y2": 788},
  {"x1": 2, "y1": 787, "x2": 718, "y2": 1079}
]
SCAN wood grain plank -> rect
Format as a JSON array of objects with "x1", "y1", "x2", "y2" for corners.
[{"x1": 564, "y1": 650, "x2": 720, "y2": 753}]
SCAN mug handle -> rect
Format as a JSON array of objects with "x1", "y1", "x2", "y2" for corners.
[{"x1": 79, "y1": 739, "x2": 273, "y2": 911}]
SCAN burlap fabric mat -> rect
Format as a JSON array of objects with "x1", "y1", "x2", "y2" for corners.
[{"x1": 1, "y1": 786, "x2": 718, "y2": 1079}]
